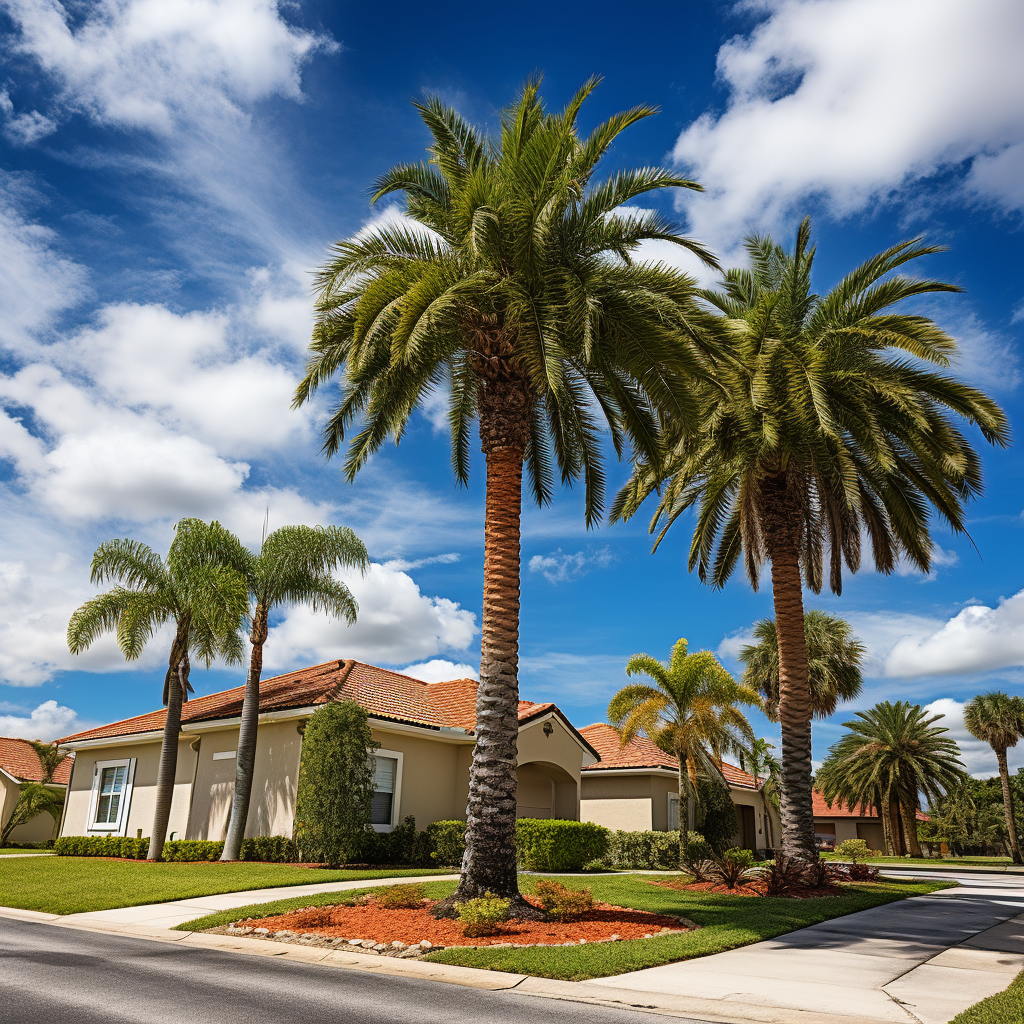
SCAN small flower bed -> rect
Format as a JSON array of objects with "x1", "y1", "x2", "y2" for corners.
[
  {"x1": 648, "y1": 877, "x2": 842, "y2": 899},
  {"x1": 220, "y1": 892, "x2": 695, "y2": 955}
]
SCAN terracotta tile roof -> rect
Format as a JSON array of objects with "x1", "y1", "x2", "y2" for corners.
[
  {"x1": 580, "y1": 724, "x2": 758, "y2": 789},
  {"x1": 813, "y1": 790, "x2": 929, "y2": 822},
  {"x1": 0, "y1": 737, "x2": 73, "y2": 785},
  {"x1": 58, "y1": 662, "x2": 569, "y2": 746}
]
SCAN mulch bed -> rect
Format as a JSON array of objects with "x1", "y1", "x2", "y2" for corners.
[
  {"x1": 230, "y1": 897, "x2": 694, "y2": 950},
  {"x1": 647, "y1": 878, "x2": 843, "y2": 899}
]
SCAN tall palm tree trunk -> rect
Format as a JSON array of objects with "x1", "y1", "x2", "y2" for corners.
[
  {"x1": 767, "y1": 523, "x2": 818, "y2": 864},
  {"x1": 221, "y1": 604, "x2": 269, "y2": 862},
  {"x1": 676, "y1": 757, "x2": 689, "y2": 867},
  {"x1": 899, "y1": 791, "x2": 923, "y2": 857},
  {"x1": 996, "y1": 749, "x2": 1023, "y2": 864},
  {"x1": 434, "y1": 376, "x2": 540, "y2": 919},
  {"x1": 879, "y1": 792, "x2": 895, "y2": 856},
  {"x1": 148, "y1": 624, "x2": 189, "y2": 862}
]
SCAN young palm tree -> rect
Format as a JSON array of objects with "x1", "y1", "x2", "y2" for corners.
[
  {"x1": 67, "y1": 519, "x2": 248, "y2": 862},
  {"x1": 613, "y1": 219, "x2": 1008, "y2": 863},
  {"x1": 293, "y1": 78, "x2": 718, "y2": 915},
  {"x1": 0, "y1": 742, "x2": 69, "y2": 845},
  {"x1": 740, "y1": 737, "x2": 781, "y2": 852},
  {"x1": 608, "y1": 638, "x2": 758, "y2": 865},
  {"x1": 220, "y1": 525, "x2": 368, "y2": 862},
  {"x1": 817, "y1": 701, "x2": 967, "y2": 857},
  {"x1": 739, "y1": 611, "x2": 864, "y2": 722},
  {"x1": 964, "y1": 692, "x2": 1024, "y2": 864}
]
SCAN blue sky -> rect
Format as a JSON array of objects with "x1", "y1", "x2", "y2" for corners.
[{"x1": 0, "y1": 0, "x2": 1022, "y2": 778}]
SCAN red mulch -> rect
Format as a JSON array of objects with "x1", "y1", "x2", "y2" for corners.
[
  {"x1": 242, "y1": 899, "x2": 690, "y2": 946},
  {"x1": 647, "y1": 879, "x2": 843, "y2": 899}
]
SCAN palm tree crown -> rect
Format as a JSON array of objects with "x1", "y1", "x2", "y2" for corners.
[
  {"x1": 817, "y1": 701, "x2": 967, "y2": 857},
  {"x1": 613, "y1": 217, "x2": 1008, "y2": 864},
  {"x1": 293, "y1": 77, "x2": 720, "y2": 914},
  {"x1": 739, "y1": 611, "x2": 864, "y2": 721},
  {"x1": 67, "y1": 519, "x2": 248, "y2": 861},
  {"x1": 608, "y1": 638, "x2": 758, "y2": 862}
]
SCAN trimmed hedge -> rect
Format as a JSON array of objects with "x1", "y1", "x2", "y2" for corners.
[
  {"x1": 603, "y1": 829, "x2": 710, "y2": 869},
  {"x1": 515, "y1": 819, "x2": 610, "y2": 871},
  {"x1": 426, "y1": 819, "x2": 466, "y2": 866},
  {"x1": 54, "y1": 835, "x2": 297, "y2": 862}
]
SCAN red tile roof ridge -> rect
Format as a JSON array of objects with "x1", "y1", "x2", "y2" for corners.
[{"x1": 0, "y1": 736, "x2": 74, "y2": 785}]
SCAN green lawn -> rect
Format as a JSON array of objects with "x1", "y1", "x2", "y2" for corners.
[
  {"x1": 176, "y1": 873, "x2": 951, "y2": 981},
  {"x1": 0, "y1": 857, "x2": 453, "y2": 915},
  {"x1": 951, "y1": 969, "x2": 1024, "y2": 1023},
  {"x1": 823, "y1": 853, "x2": 1014, "y2": 868},
  {"x1": 0, "y1": 848, "x2": 52, "y2": 856}
]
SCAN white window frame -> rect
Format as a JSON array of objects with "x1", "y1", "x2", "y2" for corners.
[
  {"x1": 87, "y1": 757, "x2": 136, "y2": 835},
  {"x1": 369, "y1": 748, "x2": 403, "y2": 833},
  {"x1": 667, "y1": 792, "x2": 680, "y2": 832}
]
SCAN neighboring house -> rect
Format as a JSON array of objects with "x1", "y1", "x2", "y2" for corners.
[
  {"x1": 812, "y1": 791, "x2": 929, "y2": 852},
  {"x1": 57, "y1": 660, "x2": 598, "y2": 842},
  {"x1": 0, "y1": 737, "x2": 73, "y2": 844},
  {"x1": 578, "y1": 724, "x2": 780, "y2": 854}
]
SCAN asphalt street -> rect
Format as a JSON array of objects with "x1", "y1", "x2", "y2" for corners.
[{"x1": 0, "y1": 918, "x2": 714, "y2": 1024}]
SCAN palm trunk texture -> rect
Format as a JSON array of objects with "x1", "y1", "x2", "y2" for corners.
[
  {"x1": 221, "y1": 604, "x2": 269, "y2": 862},
  {"x1": 769, "y1": 546, "x2": 818, "y2": 864},
  {"x1": 900, "y1": 794, "x2": 923, "y2": 858},
  {"x1": 677, "y1": 761, "x2": 688, "y2": 867},
  {"x1": 996, "y1": 749, "x2": 1023, "y2": 864},
  {"x1": 880, "y1": 792, "x2": 895, "y2": 856},
  {"x1": 433, "y1": 374, "x2": 540, "y2": 919},
  {"x1": 148, "y1": 623, "x2": 189, "y2": 862}
]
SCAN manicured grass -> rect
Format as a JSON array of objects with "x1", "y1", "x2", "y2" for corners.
[
  {"x1": 0, "y1": 848, "x2": 52, "y2": 856},
  {"x1": 0, "y1": 857, "x2": 453, "y2": 915},
  {"x1": 177, "y1": 873, "x2": 951, "y2": 981},
  {"x1": 950, "y1": 969, "x2": 1024, "y2": 1023},
  {"x1": 823, "y1": 853, "x2": 1013, "y2": 868}
]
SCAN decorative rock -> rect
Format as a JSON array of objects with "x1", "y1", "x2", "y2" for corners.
[
  {"x1": 373, "y1": 944, "x2": 387, "y2": 951},
  {"x1": 579, "y1": 939, "x2": 587, "y2": 945},
  {"x1": 610, "y1": 934, "x2": 620, "y2": 941},
  {"x1": 253, "y1": 928, "x2": 270, "y2": 935},
  {"x1": 360, "y1": 940, "x2": 376, "y2": 948},
  {"x1": 347, "y1": 939, "x2": 363, "y2": 945},
  {"x1": 418, "y1": 940, "x2": 432, "y2": 949},
  {"x1": 390, "y1": 941, "x2": 406, "y2": 949}
]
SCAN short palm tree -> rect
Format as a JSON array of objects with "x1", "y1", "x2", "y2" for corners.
[
  {"x1": 739, "y1": 611, "x2": 864, "y2": 722},
  {"x1": 67, "y1": 519, "x2": 248, "y2": 862},
  {"x1": 740, "y1": 737, "x2": 782, "y2": 852},
  {"x1": 221, "y1": 525, "x2": 368, "y2": 862},
  {"x1": 613, "y1": 219, "x2": 1009, "y2": 863},
  {"x1": 964, "y1": 692, "x2": 1024, "y2": 864},
  {"x1": 608, "y1": 638, "x2": 758, "y2": 865},
  {"x1": 0, "y1": 742, "x2": 69, "y2": 845},
  {"x1": 294, "y1": 78, "x2": 718, "y2": 915},
  {"x1": 817, "y1": 701, "x2": 967, "y2": 856}
]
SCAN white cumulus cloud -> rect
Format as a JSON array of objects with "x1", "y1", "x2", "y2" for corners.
[
  {"x1": 923, "y1": 697, "x2": 1024, "y2": 778},
  {"x1": 528, "y1": 546, "x2": 615, "y2": 584},
  {"x1": 0, "y1": 699, "x2": 88, "y2": 741},
  {"x1": 401, "y1": 659, "x2": 479, "y2": 684}
]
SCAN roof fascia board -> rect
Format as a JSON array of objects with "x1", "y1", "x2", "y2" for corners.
[
  {"x1": 368, "y1": 718, "x2": 475, "y2": 743},
  {"x1": 522, "y1": 709, "x2": 600, "y2": 764}
]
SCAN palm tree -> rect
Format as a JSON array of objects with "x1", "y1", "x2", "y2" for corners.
[
  {"x1": 964, "y1": 692, "x2": 1024, "y2": 864},
  {"x1": 739, "y1": 611, "x2": 864, "y2": 722},
  {"x1": 608, "y1": 638, "x2": 758, "y2": 865},
  {"x1": 0, "y1": 742, "x2": 69, "y2": 845},
  {"x1": 293, "y1": 78, "x2": 718, "y2": 915},
  {"x1": 220, "y1": 525, "x2": 368, "y2": 862},
  {"x1": 740, "y1": 737, "x2": 781, "y2": 853},
  {"x1": 817, "y1": 701, "x2": 967, "y2": 857},
  {"x1": 613, "y1": 219, "x2": 1009, "y2": 863},
  {"x1": 67, "y1": 519, "x2": 248, "y2": 862}
]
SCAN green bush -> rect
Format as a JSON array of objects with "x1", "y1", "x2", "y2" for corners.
[
  {"x1": 427, "y1": 819, "x2": 466, "y2": 866},
  {"x1": 293, "y1": 701, "x2": 378, "y2": 867},
  {"x1": 533, "y1": 880, "x2": 594, "y2": 920},
  {"x1": 374, "y1": 883, "x2": 426, "y2": 909},
  {"x1": 456, "y1": 892, "x2": 510, "y2": 937},
  {"x1": 697, "y1": 778, "x2": 741, "y2": 854},
  {"x1": 162, "y1": 840, "x2": 223, "y2": 862},
  {"x1": 603, "y1": 830, "x2": 708, "y2": 869},
  {"x1": 710, "y1": 847, "x2": 757, "y2": 889},
  {"x1": 54, "y1": 836, "x2": 149, "y2": 859},
  {"x1": 357, "y1": 816, "x2": 433, "y2": 866},
  {"x1": 515, "y1": 819, "x2": 609, "y2": 871},
  {"x1": 835, "y1": 838, "x2": 871, "y2": 864}
]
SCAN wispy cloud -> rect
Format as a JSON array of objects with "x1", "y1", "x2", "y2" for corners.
[{"x1": 528, "y1": 546, "x2": 616, "y2": 584}]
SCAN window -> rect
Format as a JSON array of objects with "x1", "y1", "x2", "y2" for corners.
[
  {"x1": 368, "y1": 750, "x2": 403, "y2": 832},
  {"x1": 667, "y1": 793, "x2": 680, "y2": 831},
  {"x1": 89, "y1": 758, "x2": 136, "y2": 833}
]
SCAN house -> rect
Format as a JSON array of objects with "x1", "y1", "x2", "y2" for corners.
[
  {"x1": 812, "y1": 791, "x2": 928, "y2": 852},
  {"x1": 0, "y1": 737, "x2": 74, "y2": 844},
  {"x1": 57, "y1": 660, "x2": 598, "y2": 842},
  {"x1": 578, "y1": 724, "x2": 780, "y2": 854}
]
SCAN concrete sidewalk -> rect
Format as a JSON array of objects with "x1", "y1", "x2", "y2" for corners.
[{"x1": 590, "y1": 876, "x2": 1024, "y2": 1023}]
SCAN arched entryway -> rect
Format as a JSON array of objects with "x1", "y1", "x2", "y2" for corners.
[{"x1": 516, "y1": 760, "x2": 579, "y2": 820}]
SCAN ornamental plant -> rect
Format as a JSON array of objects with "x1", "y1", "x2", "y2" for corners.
[
  {"x1": 374, "y1": 884, "x2": 426, "y2": 910},
  {"x1": 533, "y1": 881, "x2": 594, "y2": 921},
  {"x1": 709, "y1": 847, "x2": 757, "y2": 889},
  {"x1": 456, "y1": 893, "x2": 511, "y2": 937},
  {"x1": 834, "y1": 838, "x2": 871, "y2": 864}
]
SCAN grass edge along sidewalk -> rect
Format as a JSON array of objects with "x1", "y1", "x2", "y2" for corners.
[
  {"x1": 950, "y1": 968, "x2": 1024, "y2": 1024},
  {"x1": 0, "y1": 857, "x2": 451, "y2": 916},
  {"x1": 176, "y1": 874, "x2": 952, "y2": 982}
]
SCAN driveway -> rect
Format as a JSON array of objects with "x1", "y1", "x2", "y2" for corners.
[{"x1": 590, "y1": 872, "x2": 1024, "y2": 1023}]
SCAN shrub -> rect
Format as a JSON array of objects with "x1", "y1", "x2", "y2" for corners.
[
  {"x1": 240, "y1": 836, "x2": 297, "y2": 863},
  {"x1": 762, "y1": 854, "x2": 806, "y2": 897},
  {"x1": 533, "y1": 880, "x2": 594, "y2": 920},
  {"x1": 515, "y1": 820, "x2": 609, "y2": 872},
  {"x1": 54, "y1": 835, "x2": 149, "y2": 859},
  {"x1": 684, "y1": 857, "x2": 716, "y2": 882},
  {"x1": 603, "y1": 829, "x2": 708, "y2": 869},
  {"x1": 427, "y1": 819, "x2": 466, "y2": 866},
  {"x1": 696, "y1": 779, "x2": 741, "y2": 854},
  {"x1": 835, "y1": 838, "x2": 871, "y2": 865},
  {"x1": 293, "y1": 701, "x2": 377, "y2": 867},
  {"x1": 456, "y1": 892, "x2": 510, "y2": 937},
  {"x1": 357, "y1": 816, "x2": 433, "y2": 866},
  {"x1": 803, "y1": 857, "x2": 832, "y2": 888},
  {"x1": 710, "y1": 847, "x2": 757, "y2": 889},
  {"x1": 374, "y1": 883, "x2": 426, "y2": 909},
  {"x1": 162, "y1": 840, "x2": 223, "y2": 862},
  {"x1": 847, "y1": 862, "x2": 880, "y2": 881}
]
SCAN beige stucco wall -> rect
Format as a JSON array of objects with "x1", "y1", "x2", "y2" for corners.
[
  {"x1": 580, "y1": 797, "x2": 652, "y2": 831},
  {"x1": 814, "y1": 817, "x2": 885, "y2": 851},
  {"x1": 1, "y1": 773, "x2": 63, "y2": 843}
]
